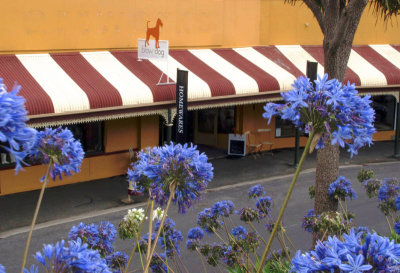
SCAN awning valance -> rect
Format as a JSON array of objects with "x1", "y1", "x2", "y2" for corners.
[{"x1": 0, "y1": 45, "x2": 400, "y2": 126}]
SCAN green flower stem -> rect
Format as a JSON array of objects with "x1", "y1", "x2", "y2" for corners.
[
  {"x1": 125, "y1": 198, "x2": 151, "y2": 273},
  {"x1": 256, "y1": 131, "x2": 315, "y2": 273},
  {"x1": 211, "y1": 228, "x2": 229, "y2": 245},
  {"x1": 144, "y1": 199, "x2": 155, "y2": 273},
  {"x1": 282, "y1": 227, "x2": 296, "y2": 251},
  {"x1": 21, "y1": 160, "x2": 52, "y2": 273},
  {"x1": 162, "y1": 228, "x2": 170, "y2": 273},
  {"x1": 173, "y1": 248, "x2": 190, "y2": 273},
  {"x1": 276, "y1": 231, "x2": 290, "y2": 259},
  {"x1": 248, "y1": 222, "x2": 267, "y2": 245},
  {"x1": 144, "y1": 183, "x2": 176, "y2": 273},
  {"x1": 339, "y1": 200, "x2": 351, "y2": 232},
  {"x1": 195, "y1": 248, "x2": 209, "y2": 273},
  {"x1": 386, "y1": 215, "x2": 394, "y2": 234}
]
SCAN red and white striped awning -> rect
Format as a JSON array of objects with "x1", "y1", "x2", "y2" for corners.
[{"x1": 0, "y1": 45, "x2": 400, "y2": 126}]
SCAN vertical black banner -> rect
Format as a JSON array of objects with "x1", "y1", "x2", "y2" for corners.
[{"x1": 176, "y1": 69, "x2": 188, "y2": 144}]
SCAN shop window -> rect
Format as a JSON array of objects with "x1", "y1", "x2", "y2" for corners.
[
  {"x1": 0, "y1": 121, "x2": 104, "y2": 169},
  {"x1": 218, "y1": 107, "x2": 236, "y2": 134},
  {"x1": 67, "y1": 122, "x2": 104, "y2": 154},
  {"x1": 372, "y1": 95, "x2": 395, "y2": 131},
  {"x1": 198, "y1": 109, "x2": 216, "y2": 134},
  {"x1": 275, "y1": 117, "x2": 298, "y2": 138}
]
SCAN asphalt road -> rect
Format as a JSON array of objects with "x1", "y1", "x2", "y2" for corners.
[{"x1": 0, "y1": 161, "x2": 398, "y2": 273}]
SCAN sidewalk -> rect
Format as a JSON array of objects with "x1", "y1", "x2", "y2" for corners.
[{"x1": 0, "y1": 141, "x2": 399, "y2": 233}]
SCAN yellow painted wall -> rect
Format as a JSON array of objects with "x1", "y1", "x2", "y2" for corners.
[
  {"x1": 0, "y1": 152, "x2": 130, "y2": 195},
  {"x1": 104, "y1": 117, "x2": 139, "y2": 153},
  {"x1": 0, "y1": 117, "x2": 144, "y2": 195},
  {"x1": 2, "y1": 0, "x2": 399, "y2": 53},
  {"x1": 140, "y1": 115, "x2": 159, "y2": 149},
  {"x1": 0, "y1": 0, "x2": 260, "y2": 53},
  {"x1": 260, "y1": 0, "x2": 400, "y2": 45},
  {"x1": 242, "y1": 103, "x2": 394, "y2": 154}
]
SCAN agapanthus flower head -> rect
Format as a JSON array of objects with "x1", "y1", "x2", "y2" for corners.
[
  {"x1": 23, "y1": 265, "x2": 38, "y2": 273},
  {"x1": 30, "y1": 127, "x2": 84, "y2": 181},
  {"x1": 155, "y1": 218, "x2": 183, "y2": 257},
  {"x1": 186, "y1": 239, "x2": 200, "y2": 251},
  {"x1": 302, "y1": 209, "x2": 317, "y2": 233},
  {"x1": 377, "y1": 178, "x2": 400, "y2": 215},
  {"x1": 232, "y1": 226, "x2": 247, "y2": 241},
  {"x1": 248, "y1": 184, "x2": 265, "y2": 199},
  {"x1": 149, "y1": 253, "x2": 167, "y2": 273},
  {"x1": 378, "y1": 178, "x2": 400, "y2": 202},
  {"x1": 197, "y1": 207, "x2": 221, "y2": 234},
  {"x1": 105, "y1": 251, "x2": 128, "y2": 273},
  {"x1": 119, "y1": 208, "x2": 147, "y2": 239},
  {"x1": 152, "y1": 207, "x2": 165, "y2": 222},
  {"x1": 362, "y1": 178, "x2": 382, "y2": 198},
  {"x1": 211, "y1": 200, "x2": 235, "y2": 217},
  {"x1": 34, "y1": 238, "x2": 110, "y2": 273},
  {"x1": 395, "y1": 221, "x2": 400, "y2": 235},
  {"x1": 68, "y1": 221, "x2": 116, "y2": 257},
  {"x1": 396, "y1": 194, "x2": 400, "y2": 211},
  {"x1": 256, "y1": 196, "x2": 273, "y2": 213},
  {"x1": 0, "y1": 264, "x2": 5, "y2": 273},
  {"x1": 0, "y1": 80, "x2": 37, "y2": 173},
  {"x1": 237, "y1": 207, "x2": 262, "y2": 222},
  {"x1": 291, "y1": 228, "x2": 400, "y2": 272},
  {"x1": 263, "y1": 74, "x2": 375, "y2": 157},
  {"x1": 127, "y1": 142, "x2": 213, "y2": 214},
  {"x1": 328, "y1": 176, "x2": 357, "y2": 200},
  {"x1": 187, "y1": 227, "x2": 204, "y2": 240}
]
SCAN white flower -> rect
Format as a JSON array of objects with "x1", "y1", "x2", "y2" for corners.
[
  {"x1": 152, "y1": 207, "x2": 166, "y2": 221},
  {"x1": 125, "y1": 208, "x2": 146, "y2": 223}
]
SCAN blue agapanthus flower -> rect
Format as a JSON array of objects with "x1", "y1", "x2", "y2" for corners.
[
  {"x1": 30, "y1": 127, "x2": 84, "y2": 181},
  {"x1": 291, "y1": 228, "x2": 400, "y2": 272},
  {"x1": 22, "y1": 265, "x2": 38, "y2": 273},
  {"x1": 302, "y1": 209, "x2": 317, "y2": 233},
  {"x1": 211, "y1": 200, "x2": 235, "y2": 217},
  {"x1": 232, "y1": 226, "x2": 247, "y2": 240},
  {"x1": 68, "y1": 221, "x2": 117, "y2": 257},
  {"x1": 34, "y1": 238, "x2": 110, "y2": 272},
  {"x1": 378, "y1": 178, "x2": 400, "y2": 202},
  {"x1": 127, "y1": 142, "x2": 213, "y2": 213},
  {"x1": 149, "y1": 253, "x2": 168, "y2": 273},
  {"x1": 105, "y1": 251, "x2": 128, "y2": 273},
  {"x1": 0, "y1": 79, "x2": 37, "y2": 173},
  {"x1": 394, "y1": 222, "x2": 400, "y2": 235},
  {"x1": 0, "y1": 264, "x2": 5, "y2": 273},
  {"x1": 328, "y1": 176, "x2": 357, "y2": 200},
  {"x1": 263, "y1": 74, "x2": 375, "y2": 157},
  {"x1": 155, "y1": 218, "x2": 183, "y2": 257},
  {"x1": 187, "y1": 227, "x2": 204, "y2": 240},
  {"x1": 256, "y1": 196, "x2": 273, "y2": 213},
  {"x1": 248, "y1": 184, "x2": 265, "y2": 199}
]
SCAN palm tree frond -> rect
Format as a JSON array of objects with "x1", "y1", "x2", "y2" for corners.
[{"x1": 370, "y1": 0, "x2": 400, "y2": 21}]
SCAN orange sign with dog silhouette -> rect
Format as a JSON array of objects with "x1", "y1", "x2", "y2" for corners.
[
  {"x1": 138, "y1": 18, "x2": 168, "y2": 61},
  {"x1": 145, "y1": 18, "x2": 163, "y2": 48}
]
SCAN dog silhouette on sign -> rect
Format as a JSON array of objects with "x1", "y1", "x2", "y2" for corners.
[{"x1": 145, "y1": 18, "x2": 163, "y2": 48}]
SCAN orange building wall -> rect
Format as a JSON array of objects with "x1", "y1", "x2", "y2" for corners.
[
  {"x1": 242, "y1": 103, "x2": 394, "y2": 154},
  {"x1": 0, "y1": 115, "x2": 160, "y2": 195},
  {"x1": 104, "y1": 118, "x2": 139, "y2": 153},
  {"x1": 0, "y1": 152, "x2": 130, "y2": 195},
  {"x1": 0, "y1": 0, "x2": 260, "y2": 53},
  {"x1": 260, "y1": 0, "x2": 400, "y2": 45},
  {"x1": 2, "y1": 0, "x2": 400, "y2": 53},
  {"x1": 139, "y1": 115, "x2": 159, "y2": 149}
]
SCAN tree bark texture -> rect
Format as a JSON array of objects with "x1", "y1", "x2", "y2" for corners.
[
  {"x1": 309, "y1": 0, "x2": 368, "y2": 218},
  {"x1": 315, "y1": 141, "x2": 339, "y2": 214}
]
